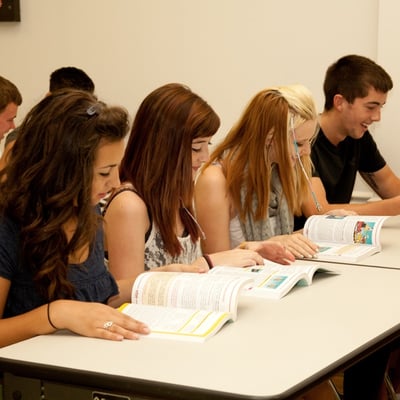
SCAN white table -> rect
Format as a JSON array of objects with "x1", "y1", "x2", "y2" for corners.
[{"x1": 1, "y1": 263, "x2": 400, "y2": 399}]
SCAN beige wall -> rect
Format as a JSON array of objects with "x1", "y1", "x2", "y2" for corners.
[
  {"x1": 375, "y1": 0, "x2": 400, "y2": 183},
  {"x1": 2, "y1": 0, "x2": 397, "y2": 193}
]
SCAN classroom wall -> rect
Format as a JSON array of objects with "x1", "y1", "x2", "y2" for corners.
[
  {"x1": 1, "y1": 0, "x2": 398, "y2": 193},
  {"x1": 376, "y1": 0, "x2": 400, "y2": 186}
]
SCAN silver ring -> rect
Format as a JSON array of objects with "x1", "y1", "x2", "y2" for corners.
[{"x1": 103, "y1": 321, "x2": 113, "y2": 330}]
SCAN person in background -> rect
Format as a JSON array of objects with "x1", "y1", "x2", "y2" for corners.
[
  {"x1": 299, "y1": 54, "x2": 400, "y2": 224},
  {"x1": 293, "y1": 55, "x2": 400, "y2": 400},
  {"x1": 0, "y1": 66, "x2": 94, "y2": 170},
  {"x1": 48, "y1": 66, "x2": 95, "y2": 93},
  {"x1": 0, "y1": 90, "x2": 149, "y2": 348},
  {"x1": 103, "y1": 83, "x2": 293, "y2": 283},
  {"x1": 0, "y1": 75, "x2": 22, "y2": 143},
  {"x1": 195, "y1": 84, "x2": 319, "y2": 260}
]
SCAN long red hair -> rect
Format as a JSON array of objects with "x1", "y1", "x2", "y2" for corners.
[{"x1": 120, "y1": 83, "x2": 220, "y2": 256}]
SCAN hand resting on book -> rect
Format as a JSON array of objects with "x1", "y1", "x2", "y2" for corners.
[
  {"x1": 267, "y1": 233, "x2": 319, "y2": 259},
  {"x1": 238, "y1": 240, "x2": 295, "y2": 265}
]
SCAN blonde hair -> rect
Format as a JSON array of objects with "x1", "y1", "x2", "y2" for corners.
[{"x1": 204, "y1": 84, "x2": 317, "y2": 221}]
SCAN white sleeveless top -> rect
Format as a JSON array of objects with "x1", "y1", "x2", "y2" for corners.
[{"x1": 144, "y1": 223, "x2": 202, "y2": 270}]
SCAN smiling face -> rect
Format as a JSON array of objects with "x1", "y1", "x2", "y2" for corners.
[
  {"x1": 191, "y1": 136, "x2": 212, "y2": 179},
  {"x1": 336, "y1": 87, "x2": 387, "y2": 140},
  {"x1": 91, "y1": 139, "x2": 125, "y2": 205},
  {"x1": 0, "y1": 102, "x2": 18, "y2": 140}
]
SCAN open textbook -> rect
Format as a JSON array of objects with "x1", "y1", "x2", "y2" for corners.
[
  {"x1": 303, "y1": 214, "x2": 389, "y2": 263},
  {"x1": 119, "y1": 271, "x2": 252, "y2": 342},
  {"x1": 209, "y1": 261, "x2": 331, "y2": 300}
]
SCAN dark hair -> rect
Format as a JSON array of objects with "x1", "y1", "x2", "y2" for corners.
[
  {"x1": 120, "y1": 83, "x2": 220, "y2": 256},
  {"x1": 0, "y1": 75, "x2": 22, "y2": 112},
  {"x1": 324, "y1": 55, "x2": 393, "y2": 110},
  {"x1": 49, "y1": 67, "x2": 95, "y2": 93},
  {"x1": 0, "y1": 89, "x2": 129, "y2": 300}
]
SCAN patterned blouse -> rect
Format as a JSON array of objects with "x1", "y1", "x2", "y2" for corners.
[{"x1": 102, "y1": 186, "x2": 202, "y2": 270}]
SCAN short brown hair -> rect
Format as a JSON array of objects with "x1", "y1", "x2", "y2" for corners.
[
  {"x1": 324, "y1": 55, "x2": 393, "y2": 110},
  {"x1": 0, "y1": 75, "x2": 22, "y2": 112}
]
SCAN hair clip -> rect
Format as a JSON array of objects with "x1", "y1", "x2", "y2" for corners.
[{"x1": 86, "y1": 105, "x2": 98, "y2": 116}]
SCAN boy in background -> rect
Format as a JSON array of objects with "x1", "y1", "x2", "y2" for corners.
[{"x1": 0, "y1": 66, "x2": 94, "y2": 169}]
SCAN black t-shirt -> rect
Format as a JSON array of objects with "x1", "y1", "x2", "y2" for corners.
[
  {"x1": 311, "y1": 127, "x2": 386, "y2": 203},
  {"x1": 294, "y1": 128, "x2": 386, "y2": 230}
]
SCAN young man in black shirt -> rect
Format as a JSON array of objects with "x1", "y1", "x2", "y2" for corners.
[{"x1": 300, "y1": 55, "x2": 400, "y2": 225}]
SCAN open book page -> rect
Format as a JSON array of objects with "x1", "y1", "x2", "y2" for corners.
[
  {"x1": 131, "y1": 271, "x2": 252, "y2": 320},
  {"x1": 303, "y1": 215, "x2": 389, "y2": 262},
  {"x1": 209, "y1": 261, "x2": 330, "y2": 300},
  {"x1": 120, "y1": 303, "x2": 231, "y2": 342}
]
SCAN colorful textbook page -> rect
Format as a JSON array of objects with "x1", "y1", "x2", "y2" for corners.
[
  {"x1": 119, "y1": 271, "x2": 252, "y2": 342},
  {"x1": 209, "y1": 261, "x2": 331, "y2": 300},
  {"x1": 303, "y1": 214, "x2": 389, "y2": 263}
]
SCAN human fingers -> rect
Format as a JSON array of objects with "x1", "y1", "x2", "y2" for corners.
[
  {"x1": 206, "y1": 249, "x2": 263, "y2": 267},
  {"x1": 291, "y1": 233, "x2": 318, "y2": 251},
  {"x1": 282, "y1": 234, "x2": 318, "y2": 258},
  {"x1": 282, "y1": 247, "x2": 296, "y2": 262},
  {"x1": 52, "y1": 301, "x2": 150, "y2": 342},
  {"x1": 257, "y1": 241, "x2": 295, "y2": 264},
  {"x1": 98, "y1": 312, "x2": 151, "y2": 341},
  {"x1": 181, "y1": 263, "x2": 208, "y2": 273},
  {"x1": 270, "y1": 247, "x2": 296, "y2": 264},
  {"x1": 240, "y1": 249, "x2": 264, "y2": 265}
]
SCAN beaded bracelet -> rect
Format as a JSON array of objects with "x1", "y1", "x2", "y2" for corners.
[{"x1": 202, "y1": 254, "x2": 214, "y2": 269}]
